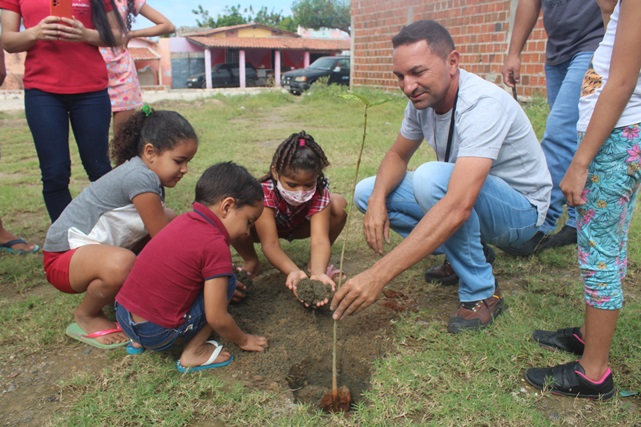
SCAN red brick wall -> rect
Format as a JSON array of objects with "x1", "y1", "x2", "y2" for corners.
[{"x1": 351, "y1": 0, "x2": 547, "y2": 98}]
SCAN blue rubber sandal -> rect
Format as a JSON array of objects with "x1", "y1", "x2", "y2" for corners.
[
  {"x1": 176, "y1": 340, "x2": 233, "y2": 373},
  {"x1": 0, "y1": 238, "x2": 40, "y2": 255},
  {"x1": 126, "y1": 341, "x2": 144, "y2": 355}
]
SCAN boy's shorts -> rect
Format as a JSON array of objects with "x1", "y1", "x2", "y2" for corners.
[
  {"x1": 43, "y1": 249, "x2": 79, "y2": 294},
  {"x1": 115, "y1": 277, "x2": 237, "y2": 351}
]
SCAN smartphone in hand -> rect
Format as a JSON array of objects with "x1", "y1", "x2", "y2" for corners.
[{"x1": 50, "y1": 0, "x2": 73, "y2": 19}]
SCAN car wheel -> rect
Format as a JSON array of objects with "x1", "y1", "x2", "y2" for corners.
[{"x1": 201, "y1": 81, "x2": 206, "y2": 89}]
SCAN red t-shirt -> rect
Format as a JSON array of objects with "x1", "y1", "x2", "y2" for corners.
[
  {"x1": 0, "y1": 0, "x2": 113, "y2": 93},
  {"x1": 116, "y1": 202, "x2": 234, "y2": 329}
]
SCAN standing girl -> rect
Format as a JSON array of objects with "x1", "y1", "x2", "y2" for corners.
[
  {"x1": 233, "y1": 131, "x2": 347, "y2": 306},
  {"x1": 0, "y1": 0, "x2": 126, "y2": 222},
  {"x1": 100, "y1": 0, "x2": 174, "y2": 135},
  {"x1": 525, "y1": 0, "x2": 640, "y2": 400},
  {"x1": 43, "y1": 108, "x2": 198, "y2": 349}
]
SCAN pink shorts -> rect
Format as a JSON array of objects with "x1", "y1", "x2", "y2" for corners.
[{"x1": 43, "y1": 249, "x2": 79, "y2": 294}]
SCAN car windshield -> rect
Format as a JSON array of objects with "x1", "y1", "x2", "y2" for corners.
[{"x1": 309, "y1": 57, "x2": 338, "y2": 71}]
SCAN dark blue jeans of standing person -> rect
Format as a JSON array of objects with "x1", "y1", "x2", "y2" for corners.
[{"x1": 25, "y1": 88, "x2": 112, "y2": 222}]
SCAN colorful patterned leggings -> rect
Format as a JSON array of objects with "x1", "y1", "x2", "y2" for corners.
[{"x1": 577, "y1": 124, "x2": 641, "y2": 310}]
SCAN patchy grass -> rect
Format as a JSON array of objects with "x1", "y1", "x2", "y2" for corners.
[{"x1": 1, "y1": 88, "x2": 639, "y2": 426}]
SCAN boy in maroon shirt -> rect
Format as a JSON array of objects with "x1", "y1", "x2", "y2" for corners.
[{"x1": 116, "y1": 162, "x2": 268, "y2": 372}]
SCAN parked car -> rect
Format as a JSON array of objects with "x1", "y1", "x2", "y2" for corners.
[
  {"x1": 186, "y1": 63, "x2": 259, "y2": 88},
  {"x1": 282, "y1": 55, "x2": 350, "y2": 95}
]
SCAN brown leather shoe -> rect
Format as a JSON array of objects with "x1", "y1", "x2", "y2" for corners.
[
  {"x1": 425, "y1": 244, "x2": 496, "y2": 285},
  {"x1": 447, "y1": 283, "x2": 505, "y2": 333},
  {"x1": 424, "y1": 259, "x2": 458, "y2": 285}
]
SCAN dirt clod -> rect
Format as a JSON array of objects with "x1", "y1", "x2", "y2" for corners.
[
  {"x1": 296, "y1": 278, "x2": 332, "y2": 306},
  {"x1": 235, "y1": 268, "x2": 254, "y2": 296},
  {"x1": 320, "y1": 385, "x2": 352, "y2": 413}
]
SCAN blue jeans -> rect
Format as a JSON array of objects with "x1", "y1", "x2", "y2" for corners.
[
  {"x1": 540, "y1": 51, "x2": 593, "y2": 234},
  {"x1": 354, "y1": 163, "x2": 539, "y2": 301},
  {"x1": 115, "y1": 277, "x2": 237, "y2": 350},
  {"x1": 24, "y1": 89, "x2": 112, "y2": 222}
]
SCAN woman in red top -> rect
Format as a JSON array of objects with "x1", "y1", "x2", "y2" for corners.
[{"x1": 0, "y1": 0, "x2": 125, "y2": 221}]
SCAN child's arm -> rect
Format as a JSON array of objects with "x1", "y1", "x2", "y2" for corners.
[
  {"x1": 561, "y1": 1, "x2": 641, "y2": 206},
  {"x1": 124, "y1": 4, "x2": 174, "y2": 46},
  {"x1": 254, "y1": 207, "x2": 307, "y2": 290},
  {"x1": 132, "y1": 192, "x2": 172, "y2": 237},
  {"x1": 204, "y1": 277, "x2": 268, "y2": 352},
  {"x1": 597, "y1": 0, "x2": 618, "y2": 27},
  {"x1": 308, "y1": 206, "x2": 334, "y2": 287}
]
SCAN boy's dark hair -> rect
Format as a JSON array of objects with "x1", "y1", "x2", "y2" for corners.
[
  {"x1": 195, "y1": 162, "x2": 263, "y2": 208},
  {"x1": 392, "y1": 20, "x2": 455, "y2": 60},
  {"x1": 111, "y1": 108, "x2": 198, "y2": 166},
  {"x1": 92, "y1": 0, "x2": 127, "y2": 47},
  {"x1": 264, "y1": 130, "x2": 330, "y2": 189}
]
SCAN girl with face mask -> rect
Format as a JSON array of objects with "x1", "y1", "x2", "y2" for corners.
[{"x1": 232, "y1": 131, "x2": 347, "y2": 307}]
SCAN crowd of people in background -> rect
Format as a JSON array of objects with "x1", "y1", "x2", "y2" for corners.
[{"x1": 0, "y1": 0, "x2": 638, "y2": 401}]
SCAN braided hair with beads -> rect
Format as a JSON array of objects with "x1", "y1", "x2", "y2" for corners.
[{"x1": 264, "y1": 131, "x2": 330, "y2": 190}]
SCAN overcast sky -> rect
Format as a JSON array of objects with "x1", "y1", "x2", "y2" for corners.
[{"x1": 138, "y1": 1, "x2": 294, "y2": 30}]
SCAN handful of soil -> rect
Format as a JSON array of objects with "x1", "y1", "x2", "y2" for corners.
[
  {"x1": 296, "y1": 278, "x2": 333, "y2": 307},
  {"x1": 235, "y1": 268, "x2": 254, "y2": 297}
]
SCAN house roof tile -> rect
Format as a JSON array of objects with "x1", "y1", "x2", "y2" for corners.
[
  {"x1": 186, "y1": 36, "x2": 350, "y2": 52},
  {"x1": 182, "y1": 23, "x2": 300, "y2": 38},
  {"x1": 128, "y1": 47, "x2": 161, "y2": 60}
]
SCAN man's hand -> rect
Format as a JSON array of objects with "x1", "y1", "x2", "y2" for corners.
[
  {"x1": 330, "y1": 269, "x2": 387, "y2": 320},
  {"x1": 502, "y1": 54, "x2": 521, "y2": 88},
  {"x1": 363, "y1": 201, "x2": 391, "y2": 255}
]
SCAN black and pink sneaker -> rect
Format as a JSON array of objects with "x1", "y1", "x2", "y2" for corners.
[
  {"x1": 524, "y1": 361, "x2": 615, "y2": 400},
  {"x1": 531, "y1": 327, "x2": 585, "y2": 355}
]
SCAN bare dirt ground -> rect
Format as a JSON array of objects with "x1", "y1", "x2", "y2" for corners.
[
  {"x1": 0, "y1": 254, "x2": 417, "y2": 425},
  {"x1": 2, "y1": 245, "x2": 641, "y2": 425}
]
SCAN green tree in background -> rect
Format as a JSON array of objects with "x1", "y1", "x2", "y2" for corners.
[
  {"x1": 292, "y1": 0, "x2": 350, "y2": 35},
  {"x1": 192, "y1": 4, "x2": 297, "y2": 32}
]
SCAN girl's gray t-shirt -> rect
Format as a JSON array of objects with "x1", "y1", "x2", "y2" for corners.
[{"x1": 44, "y1": 156, "x2": 163, "y2": 252}]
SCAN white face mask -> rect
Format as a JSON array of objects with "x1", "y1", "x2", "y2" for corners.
[{"x1": 276, "y1": 179, "x2": 316, "y2": 206}]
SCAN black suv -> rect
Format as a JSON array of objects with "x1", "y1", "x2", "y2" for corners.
[
  {"x1": 282, "y1": 55, "x2": 350, "y2": 95},
  {"x1": 186, "y1": 63, "x2": 259, "y2": 88}
]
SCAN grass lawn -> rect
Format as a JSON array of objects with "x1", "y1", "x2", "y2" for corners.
[{"x1": 0, "y1": 85, "x2": 640, "y2": 426}]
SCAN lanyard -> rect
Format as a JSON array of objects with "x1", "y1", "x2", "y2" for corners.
[{"x1": 436, "y1": 87, "x2": 459, "y2": 163}]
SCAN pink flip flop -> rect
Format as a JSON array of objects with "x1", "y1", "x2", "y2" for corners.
[
  {"x1": 82, "y1": 322, "x2": 123, "y2": 338},
  {"x1": 65, "y1": 322, "x2": 127, "y2": 350},
  {"x1": 326, "y1": 264, "x2": 346, "y2": 281}
]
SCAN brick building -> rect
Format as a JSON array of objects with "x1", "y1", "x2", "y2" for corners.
[{"x1": 351, "y1": 0, "x2": 547, "y2": 98}]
